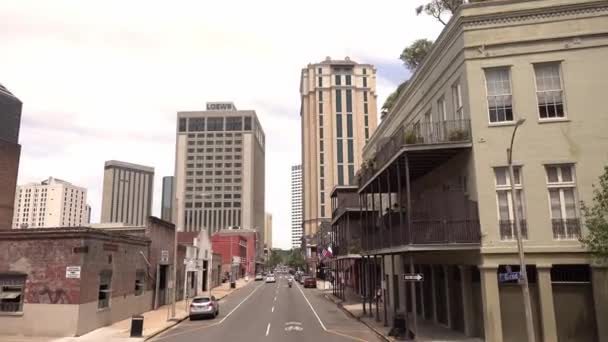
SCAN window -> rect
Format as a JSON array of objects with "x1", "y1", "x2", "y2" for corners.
[
  {"x1": 363, "y1": 68, "x2": 367, "y2": 75},
  {"x1": 546, "y1": 164, "x2": 579, "y2": 239},
  {"x1": 335, "y1": 90, "x2": 342, "y2": 113},
  {"x1": 452, "y1": 82, "x2": 463, "y2": 120},
  {"x1": 244, "y1": 116, "x2": 252, "y2": 130},
  {"x1": 207, "y1": 117, "x2": 224, "y2": 131},
  {"x1": 346, "y1": 114, "x2": 353, "y2": 137},
  {"x1": 494, "y1": 167, "x2": 527, "y2": 240},
  {"x1": 363, "y1": 77, "x2": 367, "y2": 87},
  {"x1": 319, "y1": 128, "x2": 324, "y2": 139},
  {"x1": 337, "y1": 140, "x2": 343, "y2": 163},
  {"x1": 336, "y1": 114, "x2": 342, "y2": 138},
  {"x1": 0, "y1": 274, "x2": 25, "y2": 313},
  {"x1": 134, "y1": 271, "x2": 145, "y2": 296},
  {"x1": 485, "y1": 67, "x2": 513, "y2": 123},
  {"x1": 188, "y1": 117, "x2": 205, "y2": 131},
  {"x1": 346, "y1": 89, "x2": 352, "y2": 113},
  {"x1": 335, "y1": 74, "x2": 341, "y2": 86},
  {"x1": 345, "y1": 74, "x2": 351, "y2": 86},
  {"x1": 338, "y1": 165, "x2": 344, "y2": 185},
  {"x1": 178, "y1": 118, "x2": 187, "y2": 132},
  {"x1": 226, "y1": 117, "x2": 243, "y2": 131},
  {"x1": 318, "y1": 90, "x2": 323, "y2": 102},
  {"x1": 318, "y1": 76, "x2": 323, "y2": 87},
  {"x1": 318, "y1": 103, "x2": 323, "y2": 114},
  {"x1": 347, "y1": 140, "x2": 354, "y2": 163},
  {"x1": 98, "y1": 271, "x2": 112, "y2": 309},
  {"x1": 534, "y1": 63, "x2": 565, "y2": 119}
]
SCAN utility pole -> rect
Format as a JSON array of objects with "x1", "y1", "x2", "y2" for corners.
[{"x1": 507, "y1": 118, "x2": 535, "y2": 342}]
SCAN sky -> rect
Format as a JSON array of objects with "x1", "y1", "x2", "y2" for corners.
[{"x1": 1, "y1": 0, "x2": 444, "y2": 250}]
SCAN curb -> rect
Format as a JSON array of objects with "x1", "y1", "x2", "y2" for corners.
[
  {"x1": 323, "y1": 294, "x2": 392, "y2": 342},
  {"x1": 144, "y1": 281, "x2": 251, "y2": 341}
]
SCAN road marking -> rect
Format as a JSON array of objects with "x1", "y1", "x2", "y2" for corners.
[
  {"x1": 271, "y1": 306, "x2": 274, "y2": 312},
  {"x1": 266, "y1": 323, "x2": 271, "y2": 336},
  {"x1": 218, "y1": 282, "x2": 264, "y2": 324},
  {"x1": 274, "y1": 296, "x2": 277, "y2": 301},
  {"x1": 296, "y1": 282, "x2": 327, "y2": 331}
]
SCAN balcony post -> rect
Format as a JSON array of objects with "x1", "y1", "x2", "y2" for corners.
[
  {"x1": 396, "y1": 157, "x2": 406, "y2": 244},
  {"x1": 382, "y1": 254, "x2": 388, "y2": 327},
  {"x1": 375, "y1": 255, "x2": 380, "y2": 322},
  {"x1": 405, "y1": 153, "x2": 418, "y2": 336},
  {"x1": 387, "y1": 165, "x2": 394, "y2": 247},
  {"x1": 371, "y1": 181, "x2": 376, "y2": 251},
  {"x1": 368, "y1": 255, "x2": 373, "y2": 317},
  {"x1": 362, "y1": 255, "x2": 367, "y2": 314},
  {"x1": 378, "y1": 177, "x2": 384, "y2": 249}
]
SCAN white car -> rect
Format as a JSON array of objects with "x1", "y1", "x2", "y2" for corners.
[
  {"x1": 255, "y1": 274, "x2": 264, "y2": 281},
  {"x1": 265, "y1": 274, "x2": 276, "y2": 283}
]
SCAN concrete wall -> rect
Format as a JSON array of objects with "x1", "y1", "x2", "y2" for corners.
[{"x1": 0, "y1": 304, "x2": 79, "y2": 336}]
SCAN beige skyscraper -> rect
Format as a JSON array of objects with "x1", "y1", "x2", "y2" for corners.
[
  {"x1": 300, "y1": 57, "x2": 378, "y2": 238},
  {"x1": 100, "y1": 160, "x2": 154, "y2": 226},
  {"x1": 264, "y1": 212, "x2": 272, "y2": 250}
]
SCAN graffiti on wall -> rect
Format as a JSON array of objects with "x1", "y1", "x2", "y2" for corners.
[{"x1": 32, "y1": 286, "x2": 72, "y2": 304}]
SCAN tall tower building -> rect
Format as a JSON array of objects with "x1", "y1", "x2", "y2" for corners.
[
  {"x1": 0, "y1": 84, "x2": 22, "y2": 229},
  {"x1": 264, "y1": 212, "x2": 272, "y2": 250},
  {"x1": 291, "y1": 164, "x2": 303, "y2": 249},
  {"x1": 161, "y1": 176, "x2": 175, "y2": 222},
  {"x1": 12, "y1": 177, "x2": 89, "y2": 228},
  {"x1": 100, "y1": 160, "x2": 154, "y2": 226},
  {"x1": 174, "y1": 102, "x2": 265, "y2": 255},
  {"x1": 300, "y1": 57, "x2": 378, "y2": 238}
]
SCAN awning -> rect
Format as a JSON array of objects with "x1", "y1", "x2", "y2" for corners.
[{"x1": 0, "y1": 292, "x2": 21, "y2": 299}]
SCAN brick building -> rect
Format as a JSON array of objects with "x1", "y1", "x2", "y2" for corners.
[
  {"x1": 0, "y1": 217, "x2": 187, "y2": 337},
  {"x1": 0, "y1": 83, "x2": 22, "y2": 229}
]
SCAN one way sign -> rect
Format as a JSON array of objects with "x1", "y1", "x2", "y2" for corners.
[{"x1": 403, "y1": 273, "x2": 424, "y2": 282}]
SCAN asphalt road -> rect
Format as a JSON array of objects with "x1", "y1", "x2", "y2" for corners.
[{"x1": 151, "y1": 275, "x2": 382, "y2": 342}]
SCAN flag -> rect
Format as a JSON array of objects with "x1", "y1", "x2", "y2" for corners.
[{"x1": 327, "y1": 244, "x2": 333, "y2": 258}]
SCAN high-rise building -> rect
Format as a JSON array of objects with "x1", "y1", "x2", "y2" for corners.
[
  {"x1": 0, "y1": 84, "x2": 22, "y2": 229},
  {"x1": 12, "y1": 177, "x2": 89, "y2": 229},
  {"x1": 291, "y1": 164, "x2": 303, "y2": 249},
  {"x1": 100, "y1": 160, "x2": 154, "y2": 226},
  {"x1": 264, "y1": 212, "x2": 272, "y2": 250},
  {"x1": 161, "y1": 176, "x2": 175, "y2": 222},
  {"x1": 174, "y1": 102, "x2": 265, "y2": 256},
  {"x1": 300, "y1": 57, "x2": 378, "y2": 239}
]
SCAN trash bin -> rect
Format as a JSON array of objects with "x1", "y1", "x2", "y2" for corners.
[
  {"x1": 230, "y1": 281, "x2": 236, "y2": 289},
  {"x1": 130, "y1": 315, "x2": 144, "y2": 337}
]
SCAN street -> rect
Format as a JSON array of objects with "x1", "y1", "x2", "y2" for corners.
[{"x1": 151, "y1": 276, "x2": 382, "y2": 342}]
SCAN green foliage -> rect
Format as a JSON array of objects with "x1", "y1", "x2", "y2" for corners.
[
  {"x1": 267, "y1": 250, "x2": 283, "y2": 268},
  {"x1": 580, "y1": 166, "x2": 608, "y2": 262},
  {"x1": 381, "y1": 80, "x2": 409, "y2": 114},
  {"x1": 448, "y1": 129, "x2": 468, "y2": 141},
  {"x1": 286, "y1": 248, "x2": 306, "y2": 270},
  {"x1": 399, "y1": 39, "x2": 434, "y2": 71},
  {"x1": 415, "y1": 0, "x2": 464, "y2": 25}
]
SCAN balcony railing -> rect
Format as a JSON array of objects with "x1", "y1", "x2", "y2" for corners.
[
  {"x1": 359, "y1": 118, "x2": 472, "y2": 187},
  {"x1": 552, "y1": 218, "x2": 581, "y2": 240},
  {"x1": 362, "y1": 219, "x2": 480, "y2": 251},
  {"x1": 499, "y1": 220, "x2": 528, "y2": 240}
]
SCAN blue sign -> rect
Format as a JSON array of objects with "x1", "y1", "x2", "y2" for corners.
[{"x1": 499, "y1": 272, "x2": 522, "y2": 283}]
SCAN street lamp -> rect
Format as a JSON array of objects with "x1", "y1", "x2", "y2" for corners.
[{"x1": 507, "y1": 118, "x2": 536, "y2": 342}]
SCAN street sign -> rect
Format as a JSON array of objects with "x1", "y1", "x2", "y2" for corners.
[
  {"x1": 499, "y1": 272, "x2": 522, "y2": 283},
  {"x1": 65, "y1": 266, "x2": 81, "y2": 279},
  {"x1": 403, "y1": 273, "x2": 424, "y2": 282},
  {"x1": 160, "y1": 250, "x2": 169, "y2": 264}
]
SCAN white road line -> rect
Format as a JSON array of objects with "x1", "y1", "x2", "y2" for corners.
[
  {"x1": 274, "y1": 296, "x2": 277, "y2": 301},
  {"x1": 296, "y1": 282, "x2": 327, "y2": 331},
  {"x1": 271, "y1": 306, "x2": 275, "y2": 313},
  {"x1": 218, "y1": 283, "x2": 264, "y2": 324},
  {"x1": 266, "y1": 323, "x2": 271, "y2": 336}
]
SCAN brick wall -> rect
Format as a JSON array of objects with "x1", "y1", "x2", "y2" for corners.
[{"x1": 0, "y1": 140, "x2": 20, "y2": 229}]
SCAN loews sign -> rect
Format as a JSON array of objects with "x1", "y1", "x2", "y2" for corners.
[{"x1": 206, "y1": 102, "x2": 235, "y2": 111}]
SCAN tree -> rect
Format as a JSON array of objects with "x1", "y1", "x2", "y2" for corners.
[
  {"x1": 400, "y1": 39, "x2": 434, "y2": 71},
  {"x1": 382, "y1": 80, "x2": 409, "y2": 114},
  {"x1": 268, "y1": 250, "x2": 283, "y2": 268},
  {"x1": 415, "y1": 0, "x2": 464, "y2": 25},
  {"x1": 580, "y1": 166, "x2": 608, "y2": 262},
  {"x1": 287, "y1": 248, "x2": 306, "y2": 270}
]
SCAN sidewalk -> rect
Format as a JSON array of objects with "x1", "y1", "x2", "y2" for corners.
[
  {"x1": 2, "y1": 278, "x2": 251, "y2": 342},
  {"x1": 324, "y1": 292, "x2": 482, "y2": 342}
]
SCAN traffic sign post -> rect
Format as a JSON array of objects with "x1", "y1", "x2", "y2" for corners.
[
  {"x1": 403, "y1": 273, "x2": 424, "y2": 282},
  {"x1": 499, "y1": 272, "x2": 523, "y2": 283}
]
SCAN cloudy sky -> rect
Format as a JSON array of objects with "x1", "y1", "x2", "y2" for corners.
[{"x1": 1, "y1": 0, "x2": 444, "y2": 249}]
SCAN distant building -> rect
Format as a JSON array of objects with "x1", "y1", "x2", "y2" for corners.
[
  {"x1": 211, "y1": 227, "x2": 259, "y2": 278},
  {"x1": 300, "y1": 57, "x2": 378, "y2": 242},
  {"x1": 12, "y1": 177, "x2": 89, "y2": 229},
  {"x1": 161, "y1": 176, "x2": 175, "y2": 222},
  {"x1": 290, "y1": 164, "x2": 303, "y2": 249},
  {"x1": 174, "y1": 102, "x2": 265, "y2": 259},
  {"x1": 85, "y1": 204, "x2": 91, "y2": 224},
  {"x1": 0, "y1": 83, "x2": 22, "y2": 229},
  {"x1": 100, "y1": 160, "x2": 154, "y2": 226},
  {"x1": 264, "y1": 212, "x2": 272, "y2": 250}
]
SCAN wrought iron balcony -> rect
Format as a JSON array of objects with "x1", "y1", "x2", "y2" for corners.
[
  {"x1": 359, "y1": 118, "x2": 472, "y2": 187},
  {"x1": 499, "y1": 220, "x2": 528, "y2": 240},
  {"x1": 552, "y1": 218, "x2": 581, "y2": 240}
]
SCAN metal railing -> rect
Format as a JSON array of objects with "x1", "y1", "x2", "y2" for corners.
[
  {"x1": 362, "y1": 218, "x2": 480, "y2": 251},
  {"x1": 0, "y1": 302, "x2": 22, "y2": 312},
  {"x1": 359, "y1": 118, "x2": 472, "y2": 186},
  {"x1": 499, "y1": 220, "x2": 528, "y2": 240},
  {"x1": 552, "y1": 218, "x2": 581, "y2": 240}
]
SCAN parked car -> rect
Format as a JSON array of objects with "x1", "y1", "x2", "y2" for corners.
[
  {"x1": 189, "y1": 296, "x2": 219, "y2": 320},
  {"x1": 255, "y1": 274, "x2": 264, "y2": 281},
  {"x1": 265, "y1": 274, "x2": 276, "y2": 283},
  {"x1": 303, "y1": 277, "x2": 317, "y2": 288}
]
